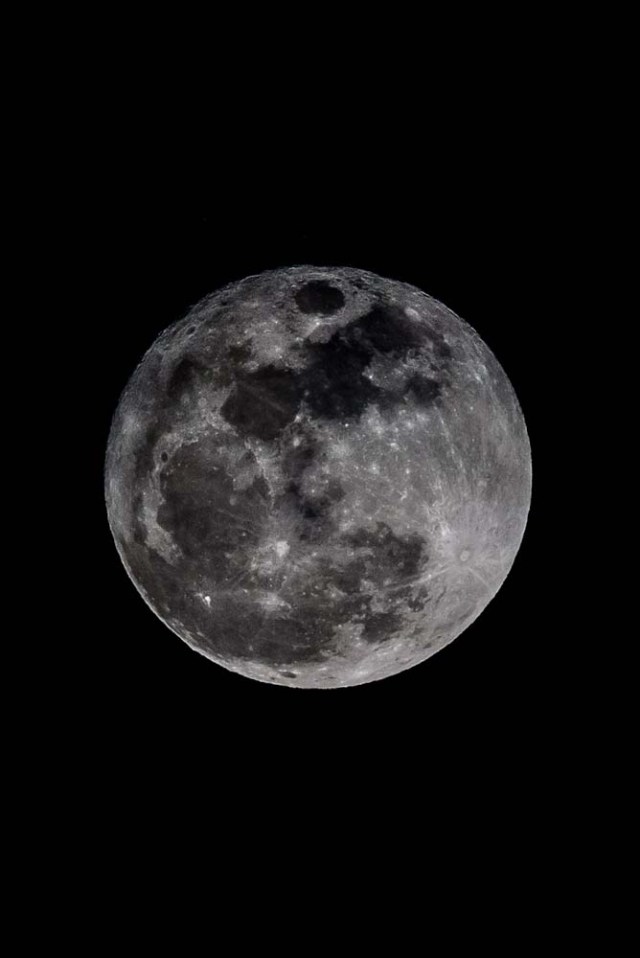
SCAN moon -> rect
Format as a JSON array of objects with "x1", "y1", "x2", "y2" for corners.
[{"x1": 105, "y1": 266, "x2": 531, "y2": 688}]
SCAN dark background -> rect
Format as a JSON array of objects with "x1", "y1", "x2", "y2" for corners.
[
  {"x1": 17, "y1": 18, "x2": 609, "y2": 929},
  {"x1": 32, "y1": 54, "x2": 615, "y2": 937},
  {"x1": 16, "y1": 15, "x2": 618, "y2": 931},
  {"x1": 82, "y1": 160, "x2": 560, "y2": 793}
]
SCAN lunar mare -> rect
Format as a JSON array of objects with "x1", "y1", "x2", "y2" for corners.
[{"x1": 105, "y1": 266, "x2": 532, "y2": 688}]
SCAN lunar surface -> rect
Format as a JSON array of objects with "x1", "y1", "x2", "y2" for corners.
[{"x1": 105, "y1": 266, "x2": 531, "y2": 688}]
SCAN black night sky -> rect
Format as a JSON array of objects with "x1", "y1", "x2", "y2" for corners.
[{"x1": 29, "y1": 23, "x2": 604, "y2": 925}]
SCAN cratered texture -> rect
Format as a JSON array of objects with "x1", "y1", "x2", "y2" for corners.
[{"x1": 105, "y1": 267, "x2": 531, "y2": 688}]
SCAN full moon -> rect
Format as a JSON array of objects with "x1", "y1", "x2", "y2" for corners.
[{"x1": 105, "y1": 266, "x2": 531, "y2": 688}]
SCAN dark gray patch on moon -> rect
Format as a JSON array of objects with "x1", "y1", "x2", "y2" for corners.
[
  {"x1": 294, "y1": 280, "x2": 345, "y2": 315},
  {"x1": 220, "y1": 365, "x2": 304, "y2": 440},
  {"x1": 105, "y1": 265, "x2": 532, "y2": 688}
]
